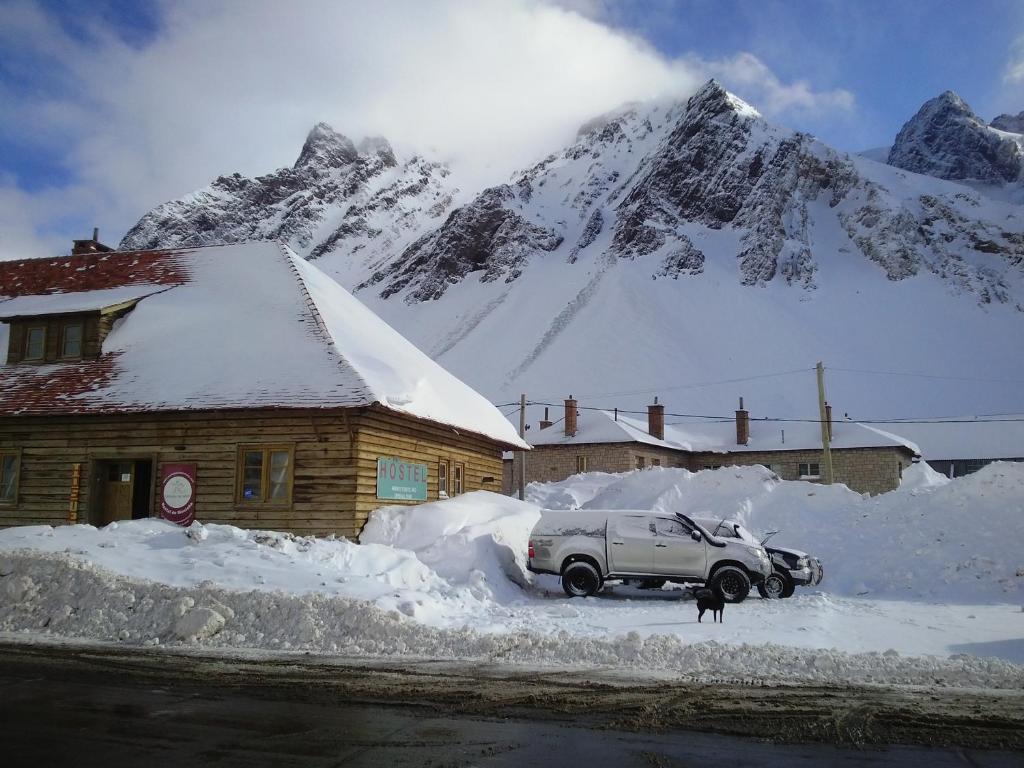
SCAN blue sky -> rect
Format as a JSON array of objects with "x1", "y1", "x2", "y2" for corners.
[{"x1": 1, "y1": 0, "x2": 1022, "y2": 259}]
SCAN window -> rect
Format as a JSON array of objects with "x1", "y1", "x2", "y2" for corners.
[
  {"x1": 652, "y1": 458, "x2": 661, "y2": 467},
  {"x1": 438, "y1": 460, "x2": 449, "y2": 498},
  {"x1": 453, "y1": 463, "x2": 464, "y2": 495},
  {"x1": 60, "y1": 322, "x2": 83, "y2": 358},
  {"x1": 575, "y1": 456, "x2": 587, "y2": 473},
  {"x1": 703, "y1": 463, "x2": 721, "y2": 471},
  {"x1": 655, "y1": 518, "x2": 690, "y2": 537},
  {"x1": 613, "y1": 515, "x2": 656, "y2": 539},
  {"x1": 636, "y1": 456, "x2": 646, "y2": 470},
  {"x1": 0, "y1": 451, "x2": 19, "y2": 504},
  {"x1": 236, "y1": 445, "x2": 293, "y2": 504},
  {"x1": 23, "y1": 326, "x2": 46, "y2": 361},
  {"x1": 798, "y1": 462, "x2": 821, "y2": 478}
]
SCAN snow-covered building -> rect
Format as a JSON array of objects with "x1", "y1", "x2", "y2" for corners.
[
  {"x1": 869, "y1": 420, "x2": 1024, "y2": 479},
  {"x1": 0, "y1": 240, "x2": 527, "y2": 536},
  {"x1": 509, "y1": 399, "x2": 918, "y2": 496}
]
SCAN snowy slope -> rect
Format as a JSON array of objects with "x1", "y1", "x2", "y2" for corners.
[{"x1": 120, "y1": 82, "x2": 1024, "y2": 424}]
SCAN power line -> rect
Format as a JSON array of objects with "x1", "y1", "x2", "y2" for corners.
[{"x1": 522, "y1": 400, "x2": 1024, "y2": 425}]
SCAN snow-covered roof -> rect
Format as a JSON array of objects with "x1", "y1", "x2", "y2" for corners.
[
  {"x1": 868, "y1": 419, "x2": 1024, "y2": 461},
  {"x1": 0, "y1": 242, "x2": 527, "y2": 449},
  {"x1": 528, "y1": 408, "x2": 916, "y2": 455},
  {"x1": 0, "y1": 284, "x2": 167, "y2": 319}
]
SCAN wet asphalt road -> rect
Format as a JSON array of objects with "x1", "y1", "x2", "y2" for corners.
[{"x1": 0, "y1": 643, "x2": 1021, "y2": 768}]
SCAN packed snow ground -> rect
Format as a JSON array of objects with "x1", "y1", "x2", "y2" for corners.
[{"x1": 1, "y1": 464, "x2": 1023, "y2": 687}]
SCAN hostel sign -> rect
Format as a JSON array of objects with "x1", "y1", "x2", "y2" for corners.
[
  {"x1": 376, "y1": 458, "x2": 428, "y2": 501},
  {"x1": 160, "y1": 463, "x2": 197, "y2": 526}
]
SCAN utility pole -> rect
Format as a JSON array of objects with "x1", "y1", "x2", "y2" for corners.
[
  {"x1": 816, "y1": 361, "x2": 834, "y2": 484},
  {"x1": 517, "y1": 393, "x2": 527, "y2": 500}
]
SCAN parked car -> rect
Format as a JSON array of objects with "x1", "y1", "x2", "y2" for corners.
[
  {"x1": 694, "y1": 517, "x2": 823, "y2": 599},
  {"x1": 527, "y1": 509, "x2": 772, "y2": 603}
]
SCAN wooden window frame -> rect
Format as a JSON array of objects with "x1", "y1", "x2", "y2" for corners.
[
  {"x1": 651, "y1": 458, "x2": 661, "y2": 467},
  {"x1": 0, "y1": 449, "x2": 21, "y2": 506},
  {"x1": 798, "y1": 462, "x2": 821, "y2": 479},
  {"x1": 23, "y1": 325, "x2": 46, "y2": 361},
  {"x1": 235, "y1": 444, "x2": 295, "y2": 507},
  {"x1": 575, "y1": 455, "x2": 587, "y2": 474},
  {"x1": 636, "y1": 456, "x2": 646, "y2": 470},
  {"x1": 59, "y1": 320, "x2": 84, "y2": 360},
  {"x1": 437, "y1": 459, "x2": 449, "y2": 499},
  {"x1": 453, "y1": 462, "x2": 464, "y2": 495}
]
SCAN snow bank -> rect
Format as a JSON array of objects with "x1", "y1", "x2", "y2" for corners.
[
  {"x1": 0, "y1": 517, "x2": 498, "y2": 625},
  {"x1": 2, "y1": 552, "x2": 1021, "y2": 689},
  {"x1": 1, "y1": 472, "x2": 1022, "y2": 681},
  {"x1": 529, "y1": 462, "x2": 1024, "y2": 602},
  {"x1": 360, "y1": 491, "x2": 540, "y2": 602}
]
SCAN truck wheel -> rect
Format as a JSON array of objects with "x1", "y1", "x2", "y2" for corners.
[
  {"x1": 780, "y1": 579, "x2": 796, "y2": 599},
  {"x1": 709, "y1": 566, "x2": 751, "y2": 604},
  {"x1": 757, "y1": 571, "x2": 790, "y2": 599},
  {"x1": 561, "y1": 561, "x2": 602, "y2": 597}
]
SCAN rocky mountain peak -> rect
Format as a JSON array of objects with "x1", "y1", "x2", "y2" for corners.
[
  {"x1": 357, "y1": 135, "x2": 397, "y2": 166},
  {"x1": 686, "y1": 79, "x2": 761, "y2": 120},
  {"x1": 887, "y1": 91, "x2": 1022, "y2": 184},
  {"x1": 991, "y1": 111, "x2": 1024, "y2": 134},
  {"x1": 294, "y1": 122, "x2": 359, "y2": 170}
]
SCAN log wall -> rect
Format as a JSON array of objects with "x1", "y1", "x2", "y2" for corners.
[{"x1": 0, "y1": 406, "x2": 507, "y2": 538}]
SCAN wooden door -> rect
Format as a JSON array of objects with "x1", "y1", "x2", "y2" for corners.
[{"x1": 102, "y1": 461, "x2": 134, "y2": 525}]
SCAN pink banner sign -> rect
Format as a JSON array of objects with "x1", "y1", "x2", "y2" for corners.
[{"x1": 160, "y1": 463, "x2": 197, "y2": 526}]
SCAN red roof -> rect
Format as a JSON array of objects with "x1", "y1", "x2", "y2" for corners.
[
  {"x1": 0, "y1": 242, "x2": 529, "y2": 448},
  {"x1": 0, "y1": 248, "x2": 191, "y2": 296}
]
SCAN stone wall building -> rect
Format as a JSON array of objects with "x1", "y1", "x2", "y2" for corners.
[{"x1": 508, "y1": 398, "x2": 917, "y2": 496}]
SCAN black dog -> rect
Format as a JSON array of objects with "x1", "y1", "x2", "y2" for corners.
[{"x1": 694, "y1": 588, "x2": 724, "y2": 623}]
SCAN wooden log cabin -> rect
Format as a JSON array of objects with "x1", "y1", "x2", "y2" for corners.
[{"x1": 0, "y1": 240, "x2": 528, "y2": 538}]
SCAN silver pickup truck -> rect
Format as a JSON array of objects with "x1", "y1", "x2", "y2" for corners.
[{"x1": 527, "y1": 509, "x2": 772, "y2": 603}]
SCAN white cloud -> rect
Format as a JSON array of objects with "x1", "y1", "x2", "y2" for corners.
[
  {"x1": 1005, "y1": 35, "x2": 1024, "y2": 83},
  {"x1": 698, "y1": 52, "x2": 855, "y2": 115},
  {"x1": 1, "y1": 0, "x2": 856, "y2": 259}
]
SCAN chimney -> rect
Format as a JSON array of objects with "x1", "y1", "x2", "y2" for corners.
[
  {"x1": 564, "y1": 396, "x2": 578, "y2": 437},
  {"x1": 647, "y1": 396, "x2": 664, "y2": 440},
  {"x1": 539, "y1": 407, "x2": 553, "y2": 430},
  {"x1": 735, "y1": 396, "x2": 749, "y2": 445},
  {"x1": 825, "y1": 402, "x2": 833, "y2": 441},
  {"x1": 71, "y1": 228, "x2": 115, "y2": 256}
]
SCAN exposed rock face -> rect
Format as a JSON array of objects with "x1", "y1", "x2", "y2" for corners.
[
  {"x1": 360, "y1": 81, "x2": 1021, "y2": 307},
  {"x1": 359, "y1": 185, "x2": 563, "y2": 302},
  {"x1": 991, "y1": 112, "x2": 1024, "y2": 134},
  {"x1": 124, "y1": 84, "x2": 1024, "y2": 315},
  {"x1": 886, "y1": 92, "x2": 1023, "y2": 184},
  {"x1": 120, "y1": 123, "x2": 457, "y2": 270}
]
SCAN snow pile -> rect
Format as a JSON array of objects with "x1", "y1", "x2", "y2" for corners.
[
  {"x1": 0, "y1": 518, "x2": 500, "y2": 625},
  {"x1": 528, "y1": 462, "x2": 1024, "y2": 602},
  {"x1": 1, "y1": 472, "x2": 1022, "y2": 680},
  {"x1": 2, "y1": 551, "x2": 1021, "y2": 689},
  {"x1": 360, "y1": 491, "x2": 540, "y2": 602}
]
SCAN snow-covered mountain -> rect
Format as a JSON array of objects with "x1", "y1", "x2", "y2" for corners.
[
  {"x1": 886, "y1": 91, "x2": 1023, "y2": 185},
  {"x1": 121, "y1": 123, "x2": 461, "y2": 266},
  {"x1": 121, "y1": 81, "x2": 1024, "y2": 423},
  {"x1": 991, "y1": 111, "x2": 1024, "y2": 135}
]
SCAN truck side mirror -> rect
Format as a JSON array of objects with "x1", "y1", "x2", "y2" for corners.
[{"x1": 691, "y1": 530, "x2": 701, "y2": 542}]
